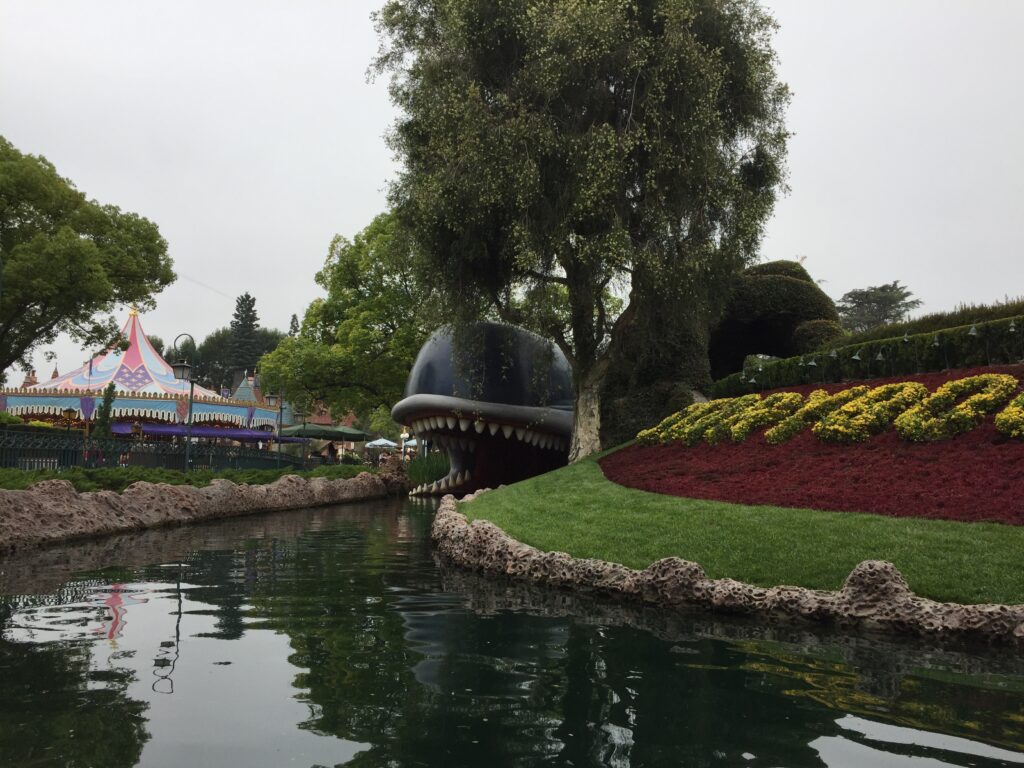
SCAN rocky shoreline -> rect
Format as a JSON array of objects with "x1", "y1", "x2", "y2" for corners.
[
  {"x1": 0, "y1": 469, "x2": 407, "y2": 554},
  {"x1": 434, "y1": 492, "x2": 1024, "y2": 645}
]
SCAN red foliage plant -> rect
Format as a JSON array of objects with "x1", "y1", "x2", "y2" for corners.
[{"x1": 600, "y1": 365, "x2": 1024, "y2": 525}]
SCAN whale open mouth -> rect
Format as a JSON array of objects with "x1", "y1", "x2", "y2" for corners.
[{"x1": 394, "y1": 394, "x2": 571, "y2": 496}]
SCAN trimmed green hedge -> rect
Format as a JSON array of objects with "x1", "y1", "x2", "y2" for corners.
[
  {"x1": 710, "y1": 261, "x2": 839, "y2": 378},
  {"x1": 0, "y1": 463, "x2": 373, "y2": 494},
  {"x1": 841, "y1": 297, "x2": 1024, "y2": 346},
  {"x1": 712, "y1": 314, "x2": 1024, "y2": 397}
]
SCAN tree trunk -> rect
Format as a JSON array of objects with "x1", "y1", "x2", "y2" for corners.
[{"x1": 569, "y1": 365, "x2": 605, "y2": 462}]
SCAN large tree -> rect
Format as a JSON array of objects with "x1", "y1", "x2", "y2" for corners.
[
  {"x1": 376, "y1": 0, "x2": 789, "y2": 459},
  {"x1": 836, "y1": 281, "x2": 923, "y2": 334},
  {"x1": 0, "y1": 136, "x2": 174, "y2": 381},
  {"x1": 260, "y1": 212, "x2": 439, "y2": 416}
]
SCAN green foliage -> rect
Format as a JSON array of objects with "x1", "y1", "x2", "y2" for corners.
[
  {"x1": 463, "y1": 454, "x2": 1024, "y2": 604},
  {"x1": 710, "y1": 261, "x2": 839, "y2": 377},
  {"x1": 176, "y1": 324, "x2": 284, "y2": 392},
  {"x1": 842, "y1": 295, "x2": 1024, "y2": 346},
  {"x1": 743, "y1": 260, "x2": 814, "y2": 281},
  {"x1": 148, "y1": 334, "x2": 165, "y2": 356},
  {"x1": 0, "y1": 135, "x2": 175, "y2": 380},
  {"x1": 91, "y1": 382, "x2": 117, "y2": 439},
  {"x1": 837, "y1": 280, "x2": 922, "y2": 334},
  {"x1": 601, "y1": 381, "x2": 693, "y2": 448},
  {"x1": 406, "y1": 453, "x2": 449, "y2": 486},
  {"x1": 228, "y1": 292, "x2": 262, "y2": 374},
  {"x1": 0, "y1": 411, "x2": 22, "y2": 425},
  {"x1": 376, "y1": 0, "x2": 790, "y2": 458},
  {"x1": 792, "y1": 319, "x2": 846, "y2": 353},
  {"x1": 0, "y1": 462, "x2": 371, "y2": 493},
  {"x1": 261, "y1": 212, "x2": 438, "y2": 416},
  {"x1": 288, "y1": 313, "x2": 300, "y2": 336},
  {"x1": 366, "y1": 404, "x2": 400, "y2": 441},
  {"x1": 712, "y1": 314, "x2": 1024, "y2": 397}
]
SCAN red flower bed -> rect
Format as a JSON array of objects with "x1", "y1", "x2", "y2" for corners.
[{"x1": 600, "y1": 423, "x2": 1024, "y2": 525}]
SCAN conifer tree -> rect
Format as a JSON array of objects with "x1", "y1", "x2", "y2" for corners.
[{"x1": 228, "y1": 293, "x2": 261, "y2": 374}]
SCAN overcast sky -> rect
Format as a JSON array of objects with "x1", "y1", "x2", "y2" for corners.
[{"x1": 1, "y1": 0, "x2": 1022, "y2": 379}]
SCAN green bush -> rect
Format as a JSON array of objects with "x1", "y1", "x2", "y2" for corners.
[
  {"x1": 0, "y1": 463, "x2": 372, "y2": 494},
  {"x1": 842, "y1": 296, "x2": 1024, "y2": 345},
  {"x1": 792, "y1": 319, "x2": 846, "y2": 353},
  {"x1": 712, "y1": 314, "x2": 1024, "y2": 397},
  {"x1": 0, "y1": 412, "x2": 23, "y2": 425},
  {"x1": 710, "y1": 261, "x2": 839, "y2": 378},
  {"x1": 601, "y1": 381, "x2": 693, "y2": 447},
  {"x1": 407, "y1": 453, "x2": 449, "y2": 486},
  {"x1": 742, "y1": 259, "x2": 815, "y2": 281}
]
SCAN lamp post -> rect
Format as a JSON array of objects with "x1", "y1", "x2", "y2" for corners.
[
  {"x1": 265, "y1": 391, "x2": 284, "y2": 469},
  {"x1": 170, "y1": 334, "x2": 196, "y2": 472},
  {"x1": 61, "y1": 406, "x2": 77, "y2": 433},
  {"x1": 400, "y1": 430, "x2": 409, "y2": 462}
]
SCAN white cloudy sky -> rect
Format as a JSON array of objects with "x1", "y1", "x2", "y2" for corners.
[{"x1": 1, "y1": 0, "x2": 1022, "y2": 378}]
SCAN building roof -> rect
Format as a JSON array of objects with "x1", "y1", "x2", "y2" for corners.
[{"x1": 30, "y1": 310, "x2": 221, "y2": 399}]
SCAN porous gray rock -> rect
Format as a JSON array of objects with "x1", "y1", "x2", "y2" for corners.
[
  {"x1": 0, "y1": 470, "x2": 399, "y2": 554},
  {"x1": 433, "y1": 494, "x2": 1024, "y2": 645}
]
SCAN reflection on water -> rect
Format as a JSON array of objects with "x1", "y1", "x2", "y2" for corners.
[{"x1": 0, "y1": 499, "x2": 1022, "y2": 767}]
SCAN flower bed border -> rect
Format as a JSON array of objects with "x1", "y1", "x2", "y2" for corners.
[{"x1": 435, "y1": 493, "x2": 1024, "y2": 645}]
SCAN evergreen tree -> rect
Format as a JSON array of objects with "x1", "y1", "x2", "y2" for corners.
[
  {"x1": 289, "y1": 314, "x2": 300, "y2": 336},
  {"x1": 91, "y1": 383, "x2": 117, "y2": 439},
  {"x1": 228, "y1": 293, "x2": 261, "y2": 374},
  {"x1": 837, "y1": 281, "x2": 923, "y2": 333}
]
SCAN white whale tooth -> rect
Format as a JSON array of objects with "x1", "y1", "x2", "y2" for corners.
[
  {"x1": 515, "y1": 427, "x2": 525, "y2": 441},
  {"x1": 523, "y1": 429, "x2": 534, "y2": 444},
  {"x1": 489, "y1": 422, "x2": 500, "y2": 436},
  {"x1": 446, "y1": 416, "x2": 456, "y2": 430},
  {"x1": 464, "y1": 469, "x2": 471, "y2": 483},
  {"x1": 440, "y1": 477, "x2": 450, "y2": 490},
  {"x1": 474, "y1": 420, "x2": 485, "y2": 434},
  {"x1": 459, "y1": 418, "x2": 470, "y2": 431},
  {"x1": 416, "y1": 419, "x2": 425, "y2": 432},
  {"x1": 500, "y1": 424, "x2": 512, "y2": 438},
  {"x1": 455, "y1": 471, "x2": 464, "y2": 485},
  {"x1": 434, "y1": 416, "x2": 444, "y2": 430}
]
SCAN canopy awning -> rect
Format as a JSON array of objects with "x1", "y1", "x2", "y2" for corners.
[
  {"x1": 281, "y1": 423, "x2": 369, "y2": 441},
  {"x1": 366, "y1": 438, "x2": 397, "y2": 448}
]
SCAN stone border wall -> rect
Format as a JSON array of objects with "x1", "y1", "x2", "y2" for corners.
[
  {"x1": 0, "y1": 470, "x2": 406, "y2": 554},
  {"x1": 433, "y1": 493, "x2": 1024, "y2": 645}
]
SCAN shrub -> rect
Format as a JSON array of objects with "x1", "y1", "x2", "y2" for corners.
[
  {"x1": 0, "y1": 412, "x2": 23, "y2": 425},
  {"x1": 407, "y1": 453, "x2": 449, "y2": 485},
  {"x1": 894, "y1": 374, "x2": 1019, "y2": 441},
  {"x1": 726, "y1": 392, "x2": 804, "y2": 442},
  {"x1": 792, "y1": 319, "x2": 846, "y2": 353},
  {"x1": 842, "y1": 296, "x2": 1024, "y2": 346},
  {"x1": 710, "y1": 261, "x2": 839, "y2": 378},
  {"x1": 712, "y1": 314, "x2": 1024, "y2": 398}
]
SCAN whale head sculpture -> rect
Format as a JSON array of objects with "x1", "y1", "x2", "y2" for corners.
[{"x1": 392, "y1": 322, "x2": 573, "y2": 495}]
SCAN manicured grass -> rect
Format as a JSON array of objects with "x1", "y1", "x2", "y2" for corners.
[
  {"x1": 462, "y1": 450, "x2": 1024, "y2": 606},
  {"x1": 0, "y1": 463, "x2": 373, "y2": 494}
]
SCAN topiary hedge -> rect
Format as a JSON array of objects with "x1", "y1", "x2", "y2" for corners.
[
  {"x1": 712, "y1": 314, "x2": 1024, "y2": 397},
  {"x1": 709, "y1": 260, "x2": 839, "y2": 379},
  {"x1": 792, "y1": 319, "x2": 846, "y2": 353}
]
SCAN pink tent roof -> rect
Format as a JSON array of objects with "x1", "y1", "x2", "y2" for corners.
[{"x1": 30, "y1": 310, "x2": 221, "y2": 399}]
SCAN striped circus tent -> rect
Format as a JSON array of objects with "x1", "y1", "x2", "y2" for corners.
[{"x1": 1, "y1": 309, "x2": 280, "y2": 432}]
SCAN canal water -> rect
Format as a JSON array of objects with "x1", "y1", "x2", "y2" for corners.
[{"x1": 1, "y1": 499, "x2": 1022, "y2": 767}]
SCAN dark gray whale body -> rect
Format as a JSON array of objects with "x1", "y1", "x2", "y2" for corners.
[{"x1": 392, "y1": 323, "x2": 574, "y2": 495}]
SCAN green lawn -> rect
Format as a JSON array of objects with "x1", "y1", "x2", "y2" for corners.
[{"x1": 462, "y1": 451, "x2": 1024, "y2": 606}]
